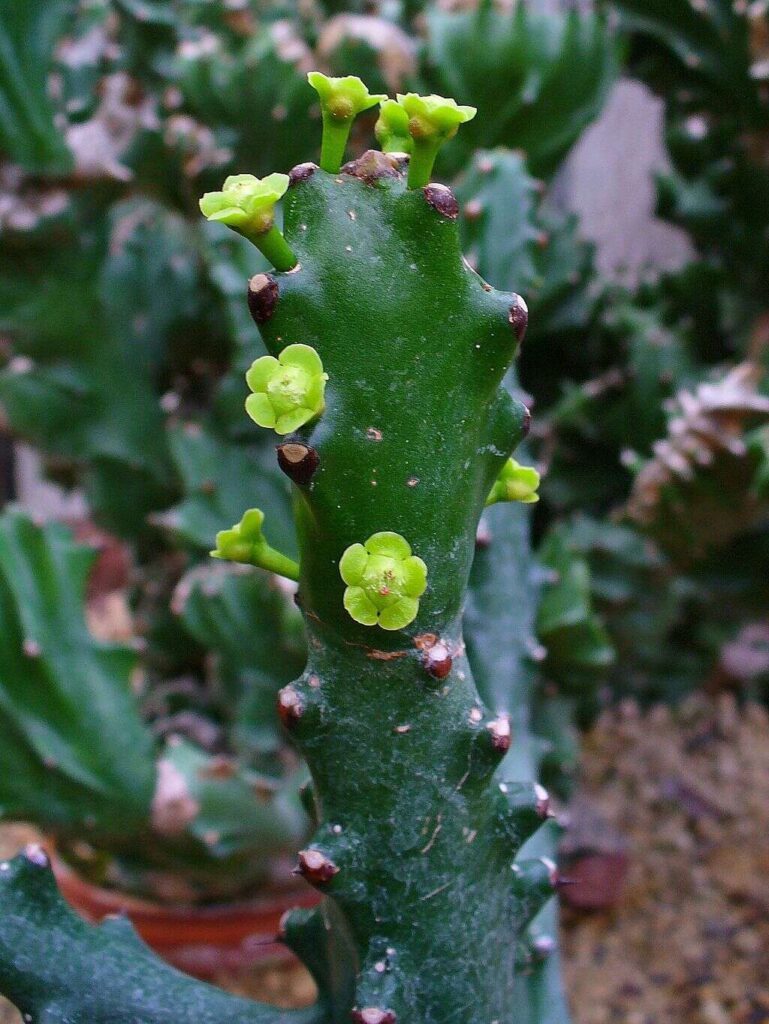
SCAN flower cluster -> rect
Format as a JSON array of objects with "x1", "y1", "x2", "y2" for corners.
[
  {"x1": 486, "y1": 458, "x2": 541, "y2": 506},
  {"x1": 245, "y1": 344, "x2": 328, "y2": 436},
  {"x1": 199, "y1": 173, "x2": 289, "y2": 235},
  {"x1": 339, "y1": 532, "x2": 427, "y2": 631},
  {"x1": 212, "y1": 508, "x2": 299, "y2": 581},
  {"x1": 396, "y1": 93, "x2": 476, "y2": 142},
  {"x1": 307, "y1": 72, "x2": 386, "y2": 121}
]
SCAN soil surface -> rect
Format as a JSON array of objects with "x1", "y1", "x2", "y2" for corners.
[
  {"x1": 561, "y1": 696, "x2": 769, "y2": 1024},
  {"x1": 1, "y1": 695, "x2": 766, "y2": 1023}
]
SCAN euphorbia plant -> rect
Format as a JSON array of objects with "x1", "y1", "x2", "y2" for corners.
[{"x1": 0, "y1": 76, "x2": 567, "y2": 1023}]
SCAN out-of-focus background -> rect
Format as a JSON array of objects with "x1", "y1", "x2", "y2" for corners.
[{"x1": 0, "y1": 1, "x2": 767, "y2": 1021}]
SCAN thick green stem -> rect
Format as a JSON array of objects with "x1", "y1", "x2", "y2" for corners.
[
  {"x1": 319, "y1": 113, "x2": 353, "y2": 174},
  {"x1": 258, "y1": 545, "x2": 300, "y2": 581},
  {"x1": 252, "y1": 224, "x2": 298, "y2": 272},
  {"x1": 406, "y1": 138, "x2": 442, "y2": 189},
  {"x1": 255, "y1": 157, "x2": 546, "y2": 1022}
]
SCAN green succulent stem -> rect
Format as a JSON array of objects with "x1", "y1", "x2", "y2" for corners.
[
  {"x1": 256, "y1": 546, "x2": 300, "y2": 581},
  {"x1": 214, "y1": 539, "x2": 300, "y2": 582},
  {"x1": 0, "y1": 81, "x2": 562, "y2": 1024},
  {"x1": 248, "y1": 155, "x2": 542, "y2": 1021},
  {"x1": 253, "y1": 224, "x2": 298, "y2": 272},
  {"x1": 407, "y1": 138, "x2": 442, "y2": 189},
  {"x1": 319, "y1": 113, "x2": 353, "y2": 175}
]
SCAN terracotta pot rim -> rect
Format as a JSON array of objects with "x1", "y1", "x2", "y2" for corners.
[
  {"x1": 53, "y1": 854, "x2": 313, "y2": 920},
  {"x1": 53, "y1": 855, "x2": 320, "y2": 979}
]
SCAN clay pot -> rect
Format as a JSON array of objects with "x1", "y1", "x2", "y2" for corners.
[
  {"x1": 54, "y1": 857, "x2": 319, "y2": 979},
  {"x1": 558, "y1": 850, "x2": 629, "y2": 911},
  {"x1": 67, "y1": 519, "x2": 132, "y2": 599},
  {"x1": 559, "y1": 795, "x2": 629, "y2": 911}
]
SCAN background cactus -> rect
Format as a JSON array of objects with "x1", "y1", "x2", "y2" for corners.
[{"x1": 0, "y1": 507, "x2": 306, "y2": 901}]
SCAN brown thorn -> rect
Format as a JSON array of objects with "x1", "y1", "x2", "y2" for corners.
[
  {"x1": 247, "y1": 273, "x2": 279, "y2": 325},
  {"x1": 276, "y1": 441, "x2": 320, "y2": 485},
  {"x1": 423, "y1": 183, "x2": 459, "y2": 220},
  {"x1": 414, "y1": 633, "x2": 455, "y2": 679},
  {"x1": 23, "y1": 844, "x2": 50, "y2": 869},
  {"x1": 277, "y1": 908, "x2": 292, "y2": 941},
  {"x1": 508, "y1": 294, "x2": 529, "y2": 342},
  {"x1": 534, "y1": 783, "x2": 550, "y2": 819},
  {"x1": 541, "y1": 856, "x2": 560, "y2": 888},
  {"x1": 351, "y1": 1010, "x2": 397, "y2": 1024},
  {"x1": 531, "y1": 935, "x2": 556, "y2": 960},
  {"x1": 296, "y1": 848, "x2": 339, "y2": 885},
  {"x1": 342, "y1": 150, "x2": 402, "y2": 185},
  {"x1": 521, "y1": 405, "x2": 532, "y2": 439},
  {"x1": 288, "y1": 162, "x2": 318, "y2": 186},
  {"x1": 486, "y1": 715, "x2": 512, "y2": 753},
  {"x1": 277, "y1": 685, "x2": 304, "y2": 728}
]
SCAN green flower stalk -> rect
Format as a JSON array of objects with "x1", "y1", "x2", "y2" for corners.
[
  {"x1": 199, "y1": 173, "x2": 296, "y2": 271},
  {"x1": 396, "y1": 92, "x2": 477, "y2": 189},
  {"x1": 375, "y1": 99, "x2": 413, "y2": 155},
  {"x1": 486, "y1": 457, "x2": 541, "y2": 506},
  {"x1": 211, "y1": 508, "x2": 299, "y2": 581},
  {"x1": 245, "y1": 343, "x2": 328, "y2": 435},
  {"x1": 339, "y1": 531, "x2": 427, "y2": 630},
  {"x1": 307, "y1": 72, "x2": 386, "y2": 174}
]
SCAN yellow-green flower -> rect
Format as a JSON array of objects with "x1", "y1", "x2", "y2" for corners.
[
  {"x1": 199, "y1": 173, "x2": 289, "y2": 235},
  {"x1": 245, "y1": 344, "x2": 328, "y2": 436},
  {"x1": 375, "y1": 99, "x2": 413, "y2": 154},
  {"x1": 396, "y1": 93, "x2": 476, "y2": 141},
  {"x1": 307, "y1": 72, "x2": 387, "y2": 174},
  {"x1": 211, "y1": 508, "x2": 299, "y2": 581},
  {"x1": 486, "y1": 458, "x2": 540, "y2": 506},
  {"x1": 339, "y1": 532, "x2": 427, "y2": 631},
  {"x1": 393, "y1": 93, "x2": 476, "y2": 189},
  {"x1": 307, "y1": 72, "x2": 386, "y2": 121}
]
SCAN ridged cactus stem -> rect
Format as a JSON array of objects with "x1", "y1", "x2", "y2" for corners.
[{"x1": 250, "y1": 144, "x2": 542, "y2": 1021}]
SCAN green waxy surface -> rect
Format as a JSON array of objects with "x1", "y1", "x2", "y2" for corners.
[
  {"x1": 0, "y1": 849, "x2": 324, "y2": 1024},
  {"x1": 264, "y1": 164, "x2": 525, "y2": 644}
]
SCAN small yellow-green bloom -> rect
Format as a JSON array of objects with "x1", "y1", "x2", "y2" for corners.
[
  {"x1": 396, "y1": 92, "x2": 476, "y2": 142},
  {"x1": 212, "y1": 508, "x2": 299, "y2": 581},
  {"x1": 245, "y1": 344, "x2": 328, "y2": 436},
  {"x1": 339, "y1": 531, "x2": 427, "y2": 631},
  {"x1": 212, "y1": 508, "x2": 267, "y2": 563},
  {"x1": 199, "y1": 173, "x2": 289, "y2": 235},
  {"x1": 486, "y1": 458, "x2": 541, "y2": 506},
  {"x1": 307, "y1": 72, "x2": 386, "y2": 121},
  {"x1": 375, "y1": 99, "x2": 413, "y2": 154}
]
